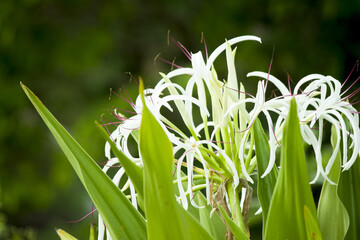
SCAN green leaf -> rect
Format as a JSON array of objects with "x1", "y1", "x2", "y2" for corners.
[
  {"x1": 317, "y1": 126, "x2": 349, "y2": 240},
  {"x1": 56, "y1": 229, "x2": 78, "y2": 240},
  {"x1": 21, "y1": 83, "x2": 146, "y2": 240},
  {"x1": 253, "y1": 118, "x2": 278, "y2": 231},
  {"x1": 89, "y1": 224, "x2": 95, "y2": 240},
  {"x1": 304, "y1": 206, "x2": 322, "y2": 240},
  {"x1": 174, "y1": 169, "x2": 227, "y2": 240},
  {"x1": 217, "y1": 204, "x2": 249, "y2": 240},
  {"x1": 338, "y1": 154, "x2": 360, "y2": 239},
  {"x1": 197, "y1": 195, "x2": 227, "y2": 240},
  {"x1": 139, "y1": 84, "x2": 184, "y2": 240},
  {"x1": 139, "y1": 81, "x2": 212, "y2": 240},
  {"x1": 264, "y1": 98, "x2": 321, "y2": 240},
  {"x1": 176, "y1": 204, "x2": 217, "y2": 240}
]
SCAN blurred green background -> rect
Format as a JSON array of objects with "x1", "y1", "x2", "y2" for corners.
[{"x1": 1, "y1": 0, "x2": 359, "y2": 239}]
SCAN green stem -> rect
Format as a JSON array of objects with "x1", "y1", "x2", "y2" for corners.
[
  {"x1": 225, "y1": 181, "x2": 247, "y2": 236},
  {"x1": 173, "y1": 174, "x2": 222, "y2": 185},
  {"x1": 199, "y1": 146, "x2": 232, "y2": 176}
]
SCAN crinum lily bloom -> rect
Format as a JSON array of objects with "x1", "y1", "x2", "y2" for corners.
[
  {"x1": 103, "y1": 35, "x2": 262, "y2": 209},
  {"x1": 99, "y1": 34, "x2": 360, "y2": 239},
  {"x1": 247, "y1": 71, "x2": 360, "y2": 184}
]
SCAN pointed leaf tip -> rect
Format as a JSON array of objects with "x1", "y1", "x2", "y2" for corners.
[
  {"x1": 56, "y1": 228, "x2": 78, "y2": 240},
  {"x1": 264, "y1": 97, "x2": 319, "y2": 240},
  {"x1": 22, "y1": 85, "x2": 146, "y2": 239},
  {"x1": 139, "y1": 77, "x2": 145, "y2": 104}
]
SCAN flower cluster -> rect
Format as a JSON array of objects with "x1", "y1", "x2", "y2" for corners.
[{"x1": 99, "y1": 35, "x2": 360, "y2": 238}]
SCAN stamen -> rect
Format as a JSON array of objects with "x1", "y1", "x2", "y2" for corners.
[
  {"x1": 108, "y1": 88, "x2": 113, "y2": 100},
  {"x1": 153, "y1": 53, "x2": 161, "y2": 66},
  {"x1": 201, "y1": 32, "x2": 209, "y2": 60},
  {"x1": 305, "y1": 87, "x2": 320, "y2": 98},
  {"x1": 91, "y1": 204, "x2": 96, "y2": 223},
  {"x1": 341, "y1": 75, "x2": 360, "y2": 97},
  {"x1": 177, "y1": 41, "x2": 192, "y2": 61},
  {"x1": 110, "y1": 107, "x2": 137, "y2": 115},
  {"x1": 285, "y1": 71, "x2": 292, "y2": 95},
  {"x1": 111, "y1": 89, "x2": 135, "y2": 109},
  {"x1": 66, "y1": 208, "x2": 97, "y2": 223},
  {"x1": 102, "y1": 114, "x2": 124, "y2": 125},
  {"x1": 270, "y1": 118, "x2": 281, "y2": 148},
  {"x1": 122, "y1": 87, "x2": 136, "y2": 108},
  {"x1": 158, "y1": 57, "x2": 183, "y2": 69},
  {"x1": 343, "y1": 81, "x2": 360, "y2": 100},
  {"x1": 101, "y1": 121, "x2": 122, "y2": 126},
  {"x1": 349, "y1": 96, "x2": 359, "y2": 105},
  {"x1": 167, "y1": 29, "x2": 170, "y2": 46},
  {"x1": 270, "y1": 89, "x2": 278, "y2": 98},
  {"x1": 98, "y1": 159, "x2": 121, "y2": 168},
  {"x1": 342, "y1": 60, "x2": 359, "y2": 87},
  {"x1": 169, "y1": 35, "x2": 192, "y2": 60},
  {"x1": 265, "y1": 48, "x2": 275, "y2": 91},
  {"x1": 225, "y1": 85, "x2": 255, "y2": 98},
  {"x1": 126, "y1": 72, "x2": 139, "y2": 87},
  {"x1": 99, "y1": 117, "x2": 114, "y2": 137},
  {"x1": 349, "y1": 98, "x2": 360, "y2": 106}
]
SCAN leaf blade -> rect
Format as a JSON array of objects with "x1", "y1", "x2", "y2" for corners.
[
  {"x1": 317, "y1": 126, "x2": 349, "y2": 240},
  {"x1": 304, "y1": 206, "x2": 322, "y2": 240},
  {"x1": 218, "y1": 204, "x2": 249, "y2": 240},
  {"x1": 264, "y1": 98, "x2": 321, "y2": 240},
  {"x1": 253, "y1": 118, "x2": 278, "y2": 231},
  {"x1": 139, "y1": 81, "x2": 212, "y2": 240},
  {"x1": 338, "y1": 156, "x2": 360, "y2": 239},
  {"x1": 56, "y1": 229, "x2": 78, "y2": 240},
  {"x1": 21, "y1": 83, "x2": 146, "y2": 240}
]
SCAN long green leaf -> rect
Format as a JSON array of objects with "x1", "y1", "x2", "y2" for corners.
[
  {"x1": 253, "y1": 118, "x2": 278, "y2": 232},
  {"x1": 139, "y1": 81, "x2": 212, "y2": 240},
  {"x1": 317, "y1": 126, "x2": 349, "y2": 240},
  {"x1": 56, "y1": 229, "x2": 78, "y2": 240},
  {"x1": 197, "y1": 195, "x2": 227, "y2": 240},
  {"x1": 218, "y1": 204, "x2": 249, "y2": 240},
  {"x1": 338, "y1": 154, "x2": 360, "y2": 239},
  {"x1": 174, "y1": 169, "x2": 227, "y2": 239},
  {"x1": 89, "y1": 224, "x2": 95, "y2": 240},
  {"x1": 304, "y1": 206, "x2": 322, "y2": 240},
  {"x1": 21, "y1": 83, "x2": 146, "y2": 240},
  {"x1": 264, "y1": 98, "x2": 321, "y2": 240},
  {"x1": 139, "y1": 87, "x2": 184, "y2": 239}
]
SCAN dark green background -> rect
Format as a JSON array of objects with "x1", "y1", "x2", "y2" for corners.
[{"x1": 1, "y1": 0, "x2": 359, "y2": 239}]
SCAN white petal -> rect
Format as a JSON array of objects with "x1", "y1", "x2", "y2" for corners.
[
  {"x1": 206, "y1": 36, "x2": 262, "y2": 74},
  {"x1": 247, "y1": 71, "x2": 290, "y2": 96}
]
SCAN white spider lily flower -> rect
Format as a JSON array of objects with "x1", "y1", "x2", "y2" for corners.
[
  {"x1": 247, "y1": 71, "x2": 360, "y2": 183},
  {"x1": 96, "y1": 35, "x2": 360, "y2": 240},
  {"x1": 151, "y1": 36, "x2": 262, "y2": 207},
  {"x1": 205, "y1": 36, "x2": 262, "y2": 76},
  {"x1": 103, "y1": 35, "x2": 261, "y2": 211},
  {"x1": 293, "y1": 74, "x2": 360, "y2": 181}
]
